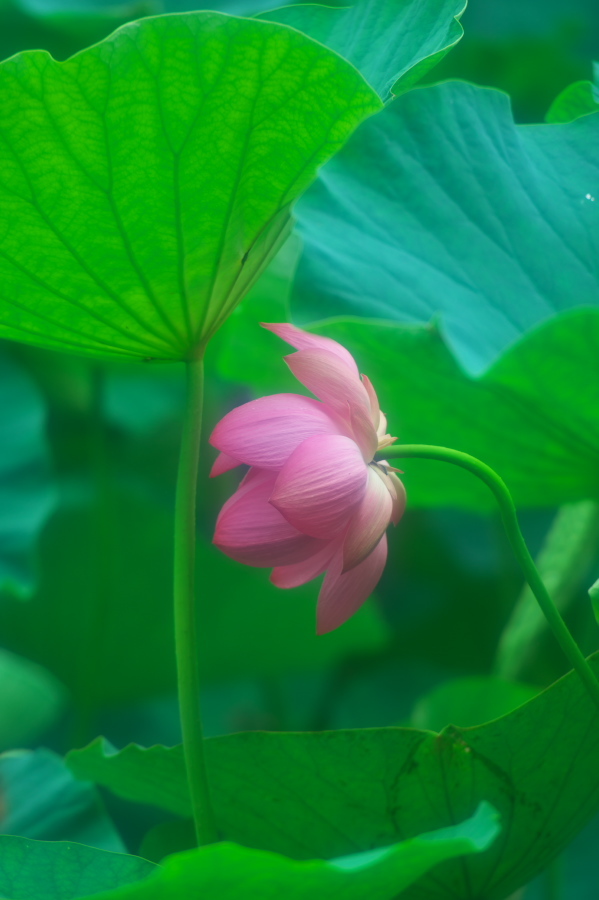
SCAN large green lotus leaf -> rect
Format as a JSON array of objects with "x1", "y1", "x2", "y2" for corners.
[
  {"x1": 291, "y1": 81, "x2": 599, "y2": 377},
  {"x1": 0, "y1": 348, "x2": 55, "y2": 596},
  {"x1": 68, "y1": 652, "x2": 599, "y2": 899},
  {"x1": 0, "y1": 749, "x2": 124, "y2": 851},
  {"x1": 259, "y1": 0, "x2": 465, "y2": 102},
  {"x1": 546, "y1": 62, "x2": 599, "y2": 122},
  {"x1": 0, "y1": 649, "x2": 66, "y2": 751},
  {"x1": 0, "y1": 806, "x2": 498, "y2": 900},
  {"x1": 0, "y1": 836, "x2": 155, "y2": 900},
  {"x1": 0, "y1": 12, "x2": 380, "y2": 362}
]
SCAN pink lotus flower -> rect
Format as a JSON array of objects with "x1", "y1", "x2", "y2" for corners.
[{"x1": 209, "y1": 324, "x2": 405, "y2": 633}]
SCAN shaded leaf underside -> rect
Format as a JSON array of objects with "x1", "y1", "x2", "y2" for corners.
[{"x1": 0, "y1": 11, "x2": 380, "y2": 361}]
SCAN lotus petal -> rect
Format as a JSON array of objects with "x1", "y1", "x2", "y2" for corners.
[{"x1": 270, "y1": 433, "x2": 367, "y2": 539}]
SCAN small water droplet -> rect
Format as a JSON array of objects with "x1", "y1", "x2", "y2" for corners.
[{"x1": 584, "y1": 193, "x2": 595, "y2": 201}]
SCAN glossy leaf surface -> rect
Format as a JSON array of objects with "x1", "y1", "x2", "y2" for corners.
[
  {"x1": 0, "y1": 12, "x2": 380, "y2": 361},
  {"x1": 292, "y1": 81, "x2": 599, "y2": 376},
  {"x1": 68, "y1": 654, "x2": 599, "y2": 898}
]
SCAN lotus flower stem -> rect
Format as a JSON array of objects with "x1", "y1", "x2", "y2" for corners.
[
  {"x1": 384, "y1": 444, "x2": 599, "y2": 713},
  {"x1": 173, "y1": 355, "x2": 218, "y2": 845}
]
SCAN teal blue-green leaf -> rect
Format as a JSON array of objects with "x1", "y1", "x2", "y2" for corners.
[
  {"x1": 258, "y1": 0, "x2": 465, "y2": 102},
  {"x1": 68, "y1": 652, "x2": 599, "y2": 898},
  {"x1": 546, "y1": 62, "x2": 599, "y2": 122},
  {"x1": 25, "y1": 805, "x2": 497, "y2": 900},
  {"x1": 0, "y1": 348, "x2": 55, "y2": 597},
  {"x1": 0, "y1": 749, "x2": 124, "y2": 851},
  {"x1": 0, "y1": 836, "x2": 155, "y2": 900},
  {"x1": 292, "y1": 81, "x2": 599, "y2": 376},
  {"x1": 104, "y1": 364, "x2": 185, "y2": 435},
  {"x1": 410, "y1": 676, "x2": 538, "y2": 731},
  {"x1": 0, "y1": 12, "x2": 380, "y2": 361},
  {"x1": 0, "y1": 649, "x2": 66, "y2": 751}
]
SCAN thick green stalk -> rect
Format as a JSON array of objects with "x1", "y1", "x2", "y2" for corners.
[
  {"x1": 384, "y1": 444, "x2": 599, "y2": 712},
  {"x1": 173, "y1": 355, "x2": 218, "y2": 845}
]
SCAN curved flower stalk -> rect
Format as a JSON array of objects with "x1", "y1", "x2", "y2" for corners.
[{"x1": 210, "y1": 324, "x2": 405, "y2": 633}]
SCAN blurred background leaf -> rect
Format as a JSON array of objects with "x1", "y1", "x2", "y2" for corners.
[
  {"x1": 546, "y1": 60, "x2": 599, "y2": 122},
  {"x1": 0, "y1": 349, "x2": 55, "y2": 598},
  {"x1": 0, "y1": 650, "x2": 66, "y2": 752},
  {"x1": 422, "y1": 0, "x2": 599, "y2": 122},
  {"x1": 0, "y1": 748, "x2": 123, "y2": 850}
]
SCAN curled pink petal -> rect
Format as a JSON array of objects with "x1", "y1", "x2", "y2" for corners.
[
  {"x1": 377, "y1": 411, "x2": 388, "y2": 439},
  {"x1": 214, "y1": 468, "x2": 326, "y2": 567},
  {"x1": 317, "y1": 534, "x2": 387, "y2": 634},
  {"x1": 388, "y1": 471, "x2": 407, "y2": 526},
  {"x1": 349, "y1": 403, "x2": 378, "y2": 461},
  {"x1": 210, "y1": 394, "x2": 345, "y2": 470},
  {"x1": 361, "y1": 373, "x2": 380, "y2": 431},
  {"x1": 261, "y1": 323, "x2": 359, "y2": 376},
  {"x1": 285, "y1": 348, "x2": 372, "y2": 425},
  {"x1": 342, "y1": 465, "x2": 392, "y2": 572},
  {"x1": 210, "y1": 451, "x2": 241, "y2": 478},
  {"x1": 271, "y1": 537, "x2": 340, "y2": 589},
  {"x1": 270, "y1": 433, "x2": 367, "y2": 539}
]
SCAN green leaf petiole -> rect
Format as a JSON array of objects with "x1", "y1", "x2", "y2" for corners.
[
  {"x1": 383, "y1": 444, "x2": 599, "y2": 713},
  {"x1": 173, "y1": 356, "x2": 218, "y2": 845}
]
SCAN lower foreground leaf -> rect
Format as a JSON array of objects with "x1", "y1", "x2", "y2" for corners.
[
  {"x1": 0, "y1": 837, "x2": 155, "y2": 900},
  {"x1": 0, "y1": 805, "x2": 499, "y2": 900},
  {"x1": 68, "y1": 653, "x2": 599, "y2": 899}
]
